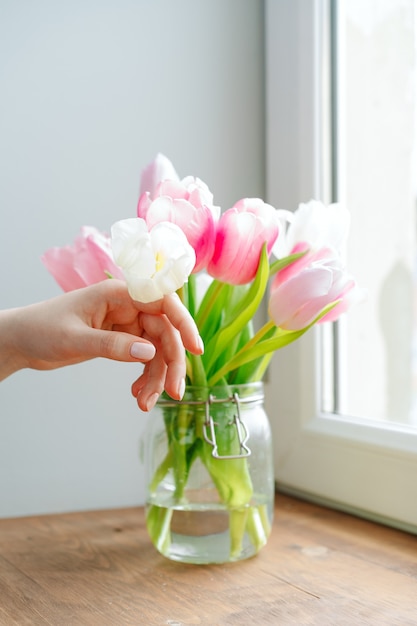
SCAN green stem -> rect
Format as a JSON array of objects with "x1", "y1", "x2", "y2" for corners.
[
  {"x1": 186, "y1": 274, "x2": 197, "y2": 319},
  {"x1": 268, "y1": 250, "x2": 308, "y2": 277},
  {"x1": 245, "y1": 505, "x2": 270, "y2": 551},
  {"x1": 195, "y1": 280, "x2": 224, "y2": 329},
  {"x1": 172, "y1": 403, "x2": 193, "y2": 501},
  {"x1": 187, "y1": 353, "x2": 207, "y2": 387},
  {"x1": 245, "y1": 351, "x2": 275, "y2": 383},
  {"x1": 229, "y1": 508, "x2": 249, "y2": 559},
  {"x1": 177, "y1": 284, "x2": 185, "y2": 305},
  {"x1": 146, "y1": 504, "x2": 173, "y2": 555},
  {"x1": 239, "y1": 320, "x2": 275, "y2": 352},
  {"x1": 149, "y1": 447, "x2": 174, "y2": 494}
]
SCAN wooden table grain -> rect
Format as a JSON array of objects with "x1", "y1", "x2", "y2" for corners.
[{"x1": 0, "y1": 494, "x2": 416, "y2": 625}]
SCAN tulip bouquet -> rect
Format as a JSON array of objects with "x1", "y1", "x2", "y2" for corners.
[{"x1": 42, "y1": 153, "x2": 362, "y2": 560}]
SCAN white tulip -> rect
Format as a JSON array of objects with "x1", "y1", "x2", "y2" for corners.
[
  {"x1": 111, "y1": 218, "x2": 195, "y2": 303},
  {"x1": 272, "y1": 200, "x2": 350, "y2": 258}
]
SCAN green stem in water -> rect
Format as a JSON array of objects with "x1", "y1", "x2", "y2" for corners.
[
  {"x1": 171, "y1": 403, "x2": 194, "y2": 501},
  {"x1": 245, "y1": 504, "x2": 271, "y2": 551},
  {"x1": 146, "y1": 504, "x2": 173, "y2": 555},
  {"x1": 149, "y1": 447, "x2": 174, "y2": 494},
  {"x1": 229, "y1": 508, "x2": 249, "y2": 559}
]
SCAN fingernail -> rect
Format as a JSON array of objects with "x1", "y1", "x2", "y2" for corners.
[
  {"x1": 178, "y1": 378, "x2": 185, "y2": 399},
  {"x1": 197, "y1": 336, "x2": 204, "y2": 354},
  {"x1": 130, "y1": 342, "x2": 156, "y2": 361},
  {"x1": 146, "y1": 392, "x2": 159, "y2": 411}
]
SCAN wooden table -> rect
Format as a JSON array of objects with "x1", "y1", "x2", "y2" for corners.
[{"x1": 1, "y1": 494, "x2": 416, "y2": 625}]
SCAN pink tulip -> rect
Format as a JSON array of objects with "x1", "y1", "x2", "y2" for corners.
[
  {"x1": 138, "y1": 165, "x2": 220, "y2": 273},
  {"x1": 207, "y1": 198, "x2": 280, "y2": 285},
  {"x1": 139, "y1": 153, "x2": 180, "y2": 197},
  {"x1": 42, "y1": 226, "x2": 124, "y2": 292},
  {"x1": 269, "y1": 249, "x2": 359, "y2": 330}
]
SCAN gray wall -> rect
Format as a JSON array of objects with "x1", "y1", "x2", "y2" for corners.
[{"x1": 0, "y1": 0, "x2": 265, "y2": 516}]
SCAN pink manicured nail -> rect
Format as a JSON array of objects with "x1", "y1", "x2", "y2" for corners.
[
  {"x1": 178, "y1": 378, "x2": 186, "y2": 399},
  {"x1": 145, "y1": 392, "x2": 160, "y2": 411},
  {"x1": 130, "y1": 342, "x2": 156, "y2": 361}
]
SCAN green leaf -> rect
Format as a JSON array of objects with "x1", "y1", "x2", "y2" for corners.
[
  {"x1": 208, "y1": 327, "x2": 309, "y2": 386},
  {"x1": 231, "y1": 324, "x2": 276, "y2": 383},
  {"x1": 195, "y1": 279, "x2": 226, "y2": 328},
  {"x1": 198, "y1": 281, "x2": 231, "y2": 344},
  {"x1": 208, "y1": 301, "x2": 338, "y2": 386},
  {"x1": 203, "y1": 245, "x2": 270, "y2": 377}
]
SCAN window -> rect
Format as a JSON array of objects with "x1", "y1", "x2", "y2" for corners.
[
  {"x1": 265, "y1": 0, "x2": 417, "y2": 532},
  {"x1": 332, "y1": 0, "x2": 417, "y2": 426}
]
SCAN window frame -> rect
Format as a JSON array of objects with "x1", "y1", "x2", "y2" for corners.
[{"x1": 264, "y1": 0, "x2": 417, "y2": 533}]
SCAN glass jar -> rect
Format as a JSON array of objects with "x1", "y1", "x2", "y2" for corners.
[{"x1": 142, "y1": 382, "x2": 274, "y2": 564}]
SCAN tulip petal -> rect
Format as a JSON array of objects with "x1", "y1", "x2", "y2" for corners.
[
  {"x1": 137, "y1": 168, "x2": 219, "y2": 273},
  {"x1": 111, "y1": 218, "x2": 195, "y2": 303},
  {"x1": 139, "y1": 153, "x2": 179, "y2": 197},
  {"x1": 269, "y1": 267, "x2": 333, "y2": 329},
  {"x1": 41, "y1": 247, "x2": 86, "y2": 292},
  {"x1": 208, "y1": 201, "x2": 279, "y2": 285},
  {"x1": 41, "y1": 226, "x2": 123, "y2": 291},
  {"x1": 272, "y1": 199, "x2": 351, "y2": 261}
]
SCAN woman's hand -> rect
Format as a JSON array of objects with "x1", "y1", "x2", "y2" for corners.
[{"x1": 0, "y1": 280, "x2": 203, "y2": 411}]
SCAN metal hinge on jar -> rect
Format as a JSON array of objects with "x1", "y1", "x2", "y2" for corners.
[{"x1": 202, "y1": 392, "x2": 251, "y2": 460}]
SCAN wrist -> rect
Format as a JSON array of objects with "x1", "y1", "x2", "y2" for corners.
[{"x1": 0, "y1": 308, "x2": 27, "y2": 381}]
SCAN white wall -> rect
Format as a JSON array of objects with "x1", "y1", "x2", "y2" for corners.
[{"x1": 0, "y1": 0, "x2": 265, "y2": 517}]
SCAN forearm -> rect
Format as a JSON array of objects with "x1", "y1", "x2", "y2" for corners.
[{"x1": 0, "y1": 308, "x2": 27, "y2": 381}]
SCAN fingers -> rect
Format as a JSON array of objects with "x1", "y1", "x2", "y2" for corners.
[
  {"x1": 143, "y1": 314, "x2": 186, "y2": 401},
  {"x1": 131, "y1": 356, "x2": 167, "y2": 411},
  {"x1": 130, "y1": 309, "x2": 190, "y2": 410},
  {"x1": 136, "y1": 293, "x2": 204, "y2": 356},
  {"x1": 72, "y1": 327, "x2": 157, "y2": 363},
  {"x1": 75, "y1": 285, "x2": 203, "y2": 411}
]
